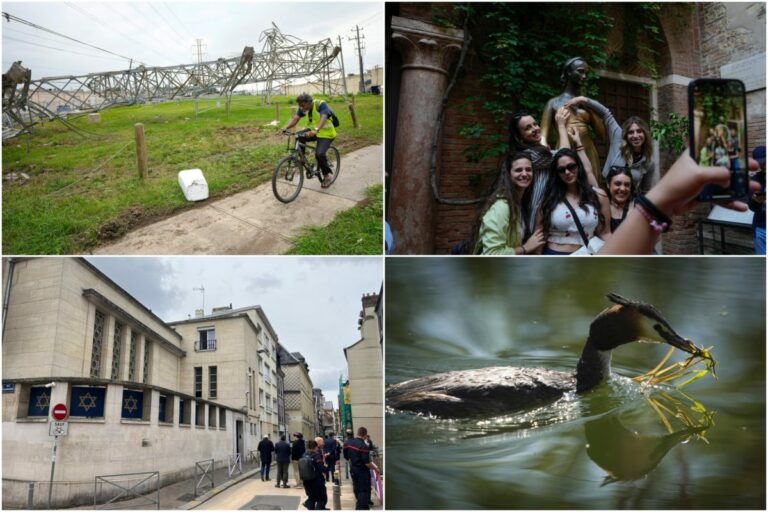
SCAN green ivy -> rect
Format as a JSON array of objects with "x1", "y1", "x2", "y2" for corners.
[
  {"x1": 650, "y1": 112, "x2": 689, "y2": 154},
  {"x1": 451, "y1": 3, "x2": 614, "y2": 162},
  {"x1": 451, "y1": 3, "x2": 673, "y2": 164}
]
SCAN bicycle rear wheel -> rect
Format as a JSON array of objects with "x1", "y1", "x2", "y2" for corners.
[
  {"x1": 326, "y1": 146, "x2": 341, "y2": 185},
  {"x1": 272, "y1": 156, "x2": 304, "y2": 203}
]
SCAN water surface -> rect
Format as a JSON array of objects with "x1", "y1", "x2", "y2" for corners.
[{"x1": 385, "y1": 258, "x2": 765, "y2": 509}]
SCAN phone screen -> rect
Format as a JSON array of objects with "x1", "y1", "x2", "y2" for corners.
[{"x1": 689, "y1": 79, "x2": 748, "y2": 200}]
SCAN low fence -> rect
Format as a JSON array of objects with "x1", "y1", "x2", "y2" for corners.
[{"x1": 94, "y1": 471, "x2": 160, "y2": 509}]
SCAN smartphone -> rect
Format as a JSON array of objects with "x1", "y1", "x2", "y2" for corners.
[{"x1": 688, "y1": 79, "x2": 748, "y2": 200}]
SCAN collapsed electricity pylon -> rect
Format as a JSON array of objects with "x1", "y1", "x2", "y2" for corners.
[{"x1": 2, "y1": 23, "x2": 347, "y2": 140}]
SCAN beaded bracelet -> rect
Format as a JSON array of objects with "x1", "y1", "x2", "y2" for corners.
[{"x1": 634, "y1": 195, "x2": 671, "y2": 233}]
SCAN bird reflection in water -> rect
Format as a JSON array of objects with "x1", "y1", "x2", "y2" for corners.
[{"x1": 585, "y1": 389, "x2": 715, "y2": 486}]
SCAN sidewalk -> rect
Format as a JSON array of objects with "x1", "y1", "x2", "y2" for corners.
[
  {"x1": 78, "y1": 461, "x2": 383, "y2": 510},
  {"x1": 192, "y1": 465, "x2": 383, "y2": 510},
  {"x1": 93, "y1": 144, "x2": 382, "y2": 255}
]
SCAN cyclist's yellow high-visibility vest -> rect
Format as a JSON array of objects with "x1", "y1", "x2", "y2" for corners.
[{"x1": 306, "y1": 100, "x2": 337, "y2": 139}]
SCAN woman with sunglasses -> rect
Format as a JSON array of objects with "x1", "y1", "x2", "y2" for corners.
[
  {"x1": 536, "y1": 148, "x2": 611, "y2": 255},
  {"x1": 605, "y1": 166, "x2": 635, "y2": 231},
  {"x1": 467, "y1": 153, "x2": 545, "y2": 255}
]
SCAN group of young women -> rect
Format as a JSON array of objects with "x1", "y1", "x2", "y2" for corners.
[{"x1": 470, "y1": 95, "x2": 655, "y2": 255}]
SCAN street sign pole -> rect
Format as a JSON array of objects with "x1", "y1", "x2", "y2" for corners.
[
  {"x1": 48, "y1": 435, "x2": 57, "y2": 509},
  {"x1": 48, "y1": 403, "x2": 67, "y2": 509}
]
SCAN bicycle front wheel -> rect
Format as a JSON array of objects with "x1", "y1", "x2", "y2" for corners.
[
  {"x1": 272, "y1": 156, "x2": 304, "y2": 203},
  {"x1": 326, "y1": 146, "x2": 341, "y2": 185}
]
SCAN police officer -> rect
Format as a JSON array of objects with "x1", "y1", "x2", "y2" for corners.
[
  {"x1": 281, "y1": 92, "x2": 338, "y2": 189},
  {"x1": 322, "y1": 432, "x2": 339, "y2": 483},
  {"x1": 346, "y1": 426, "x2": 378, "y2": 510}
]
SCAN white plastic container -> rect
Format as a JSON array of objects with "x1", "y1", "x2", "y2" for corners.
[{"x1": 178, "y1": 169, "x2": 209, "y2": 201}]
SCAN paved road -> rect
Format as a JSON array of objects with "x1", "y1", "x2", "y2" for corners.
[{"x1": 93, "y1": 145, "x2": 382, "y2": 255}]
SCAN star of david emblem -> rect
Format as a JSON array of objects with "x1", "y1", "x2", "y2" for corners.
[
  {"x1": 123, "y1": 395, "x2": 139, "y2": 414},
  {"x1": 34, "y1": 391, "x2": 50, "y2": 411},
  {"x1": 78, "y1": 392, "x2": 98, "y2": 411}
]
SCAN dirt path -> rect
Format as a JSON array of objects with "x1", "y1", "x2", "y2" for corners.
[{"x1": 93, "y1": 145, "x2": 382, "y2": 255}]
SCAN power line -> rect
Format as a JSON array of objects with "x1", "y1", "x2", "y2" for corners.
[
  {"x1": 163, "y1": 3, "x2": 195, "y2": 41},
  {"x1": 106, "y1": 3, "x2": 181, "y2": 65},
  {"x1": 1, "y1": 11, "x2": 137, "y2": 64},
  {"x1": 147, "y1": 3, "x2": 189, "y2": 49},
  {"x1": 3, "y1": 35, "x2": 130, "y2": 62},
  {"x1": 64, "y1": 2, "x2": 173, "y2": 66}
]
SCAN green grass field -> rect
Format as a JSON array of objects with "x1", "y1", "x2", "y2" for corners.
[{"x1": 2, "y1": 94, "x2": 382, "y2": 254}]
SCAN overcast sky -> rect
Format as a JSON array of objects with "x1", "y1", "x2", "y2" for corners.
[
  {"x1": 2, "y1": 2, "x2": 383, "y2": 82},
  {"x1": 86, "y1": 256, "x2": 382, "y2": 408}
]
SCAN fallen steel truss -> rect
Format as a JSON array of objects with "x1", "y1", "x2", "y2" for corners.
[{"x1": 2, "y1": 23, "x2": 347, "y2": 139}]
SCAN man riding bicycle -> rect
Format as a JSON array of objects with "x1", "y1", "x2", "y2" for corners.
[{"x1": 282, "y1": 93, "x2": 337, "y2": 188}]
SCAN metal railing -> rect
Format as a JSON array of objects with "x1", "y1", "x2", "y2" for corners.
[
  {"x1": 193, "y1": 459, "x2": 215, "y2": 497},
  {"x1": 228, "y1": 453, "x2": 242, "y2": 478},
  {"x1": 94, "y1": 471, "x2": 160, "y2": 509}
]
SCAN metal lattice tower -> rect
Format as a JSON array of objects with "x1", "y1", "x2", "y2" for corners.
[{"x1": 2, "y1": 23, "x2": 347, "y2": 139}]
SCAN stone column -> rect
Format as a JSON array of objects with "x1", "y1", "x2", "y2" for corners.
[{"x1": 389, "y1": 16, "x2": 463, "y2": 254}]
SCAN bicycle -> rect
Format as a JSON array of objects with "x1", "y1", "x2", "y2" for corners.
[{"x1": 272, "y1": 128, "x2": 341, "y2": 203}]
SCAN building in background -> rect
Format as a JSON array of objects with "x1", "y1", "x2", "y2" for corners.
[
  {"x1": 279, "y1": 347, "x2": 317, "y2": 439},
  {"x1": 168, "y1": 303, "x2": 281, "y2": 451},
  {"x1": 343, "y1": 292, "x2": 383, "y2": 447}
]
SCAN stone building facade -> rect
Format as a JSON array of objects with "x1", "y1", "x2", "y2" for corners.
[
  {"x1": 386, "y1": 2, "x2": 765, "y2": 254},
  {"x1": 279, "y1": 347, "x2": 317, "y2": 439},
  {"x1": 167, "y1": 304, "x2": 282, "y2": 450},
  {"x1": 1, "y1": 258, "x2": 280, "y2": 508},
  {"x1": 344, "y1": 293, "x2": 383, "y2": 448}
]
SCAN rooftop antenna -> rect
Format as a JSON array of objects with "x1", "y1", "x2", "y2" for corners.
[{"x1": 193, "y1": 285, "x2": 205, "y2": 314}]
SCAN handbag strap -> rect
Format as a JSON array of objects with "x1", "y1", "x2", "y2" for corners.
[{"x1": 564, "y1": 200, "x2": 590, "y2": 247}]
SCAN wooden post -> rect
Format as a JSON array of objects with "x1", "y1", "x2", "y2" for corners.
[
  {"x1": 274, "y1": 103, "x2": 279, "y2": 122},
  {"x1": 348, "y1": 103, "x2": 359, "y2": 129},
  {"x1": 134, "y1": 123, "x2": 148, "y2": 179},
  {"x1": 194, "y1": 99, "x2": 199, "y2": 119},
  {"x1": 226, "y1": 97, "x2": 231, "y2": 117}
]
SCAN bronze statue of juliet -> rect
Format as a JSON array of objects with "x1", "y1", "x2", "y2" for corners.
[{"x1": 540, "y1": 57, "x2": 606, "y2": 183}]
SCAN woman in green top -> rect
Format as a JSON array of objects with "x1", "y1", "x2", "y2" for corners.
[{"x1": 470, "y1": 153, "x2": 546, "y2": 255}]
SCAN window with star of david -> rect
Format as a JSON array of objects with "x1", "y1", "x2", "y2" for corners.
[
  {"x1": 121, "y1": 388, "x2": 144, "y2": 420},
  {"x1": 27, "y1": 385, "x2": 51, "y2": 417},
  {"x1": 70, "y1": 385, "x2": 106, "y2": 418}
]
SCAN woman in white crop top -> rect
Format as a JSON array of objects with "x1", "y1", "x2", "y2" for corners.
[{"x1": 535, "y1": 148, "x2": 611, "y2": 254}]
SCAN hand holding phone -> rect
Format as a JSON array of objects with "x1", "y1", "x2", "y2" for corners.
[{"x1": 688, "y1": 79, "x2": 748, "y2": 200}]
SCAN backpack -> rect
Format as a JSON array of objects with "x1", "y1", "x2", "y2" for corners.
[
  {"x1": 298, "y1": 452, "x2": 317, "y2": 481},
  {"x1": 310, "y1": 101, "x2": 340, "y2": 128}
]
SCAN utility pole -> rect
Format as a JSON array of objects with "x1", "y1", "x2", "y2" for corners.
[
  {"x1": 337, "y1": 35, "x2": 349, "y2": 96},
  {"x1": 349, "y1": 25, "x2": 366, "y2": 93},
  {"x1": 194, "y1": 39, "x2": 207, "y2": 65}
]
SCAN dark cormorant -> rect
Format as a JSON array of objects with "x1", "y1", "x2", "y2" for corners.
[{"x1": 386, "y1": 293, "x2": 703, "y2": 418}]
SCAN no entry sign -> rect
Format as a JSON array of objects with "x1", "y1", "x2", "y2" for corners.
[{"x1": 52, "y1": 403, "x2": 68, "y2": 421}]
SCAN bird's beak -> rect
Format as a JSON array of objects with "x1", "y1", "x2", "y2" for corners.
[{"x1": 652, "y1": 322, "x2": 700, "y2": 356}]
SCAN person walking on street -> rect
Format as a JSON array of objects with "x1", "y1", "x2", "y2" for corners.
[
  {"x1": 342, "y1": 429, "x2": 354, "y2": 482},
  {"x1": 281, "y1": 92, "x2": 338, "y2": 188},
  {"x1": 322, "y1": 432, "x2": 339, "y2": 483},
  {"x1": 274, "y1": 435, "x2": 292, "y2": 488},
  {"x1": 291, "y1": 433, "x2": 306, "y2": 487},
  {"x1": 347, "y1": 427, "x2": 379, "y2": 510},
  {"x1": 257, "y1": 435, "x2": 275, "y2": 481},
  {"x1": 301, "y1": 439, "x2": 328, "y2": 510}
]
